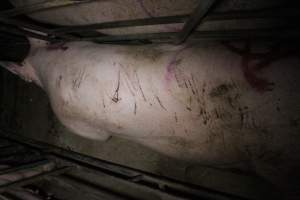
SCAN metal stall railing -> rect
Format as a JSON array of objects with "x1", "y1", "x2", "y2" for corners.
[
  {"x1": 0, "y1": 0, "x2": 299, "y2": 45},
  {"x1": 0, "y1": 130, "x2": 249, "y2": 200}
]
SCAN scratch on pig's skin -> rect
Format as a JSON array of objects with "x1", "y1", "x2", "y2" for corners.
[
  {"x1": 102, "y1": 98, "x2": 106, "y2": 109},
  {"x1": 136, "y1": 0, "x2": 154, "y2": 17},
  {"x1": 174, "y1": 112, "x2": 178, "y2": 123},
  {"x1": 135, "y1": 73, "x2": 147, "y2": 101},
  {"x1": 56, "y1": 75, "x2": 63, "y2": 88},
  {"x1": 155, "y1": 96, "x2": 167, "y2": 111},
  {"x1": 188, "y1": 79, "x2": 196, "y2": 95},
  {"x1": 184, "y1": 129, "x2": 188, "y2": 135},
  {"x1": 112, "y1": 70, "x2": 121, "y2": 103},
  {"x1": 72, "y1": 69, "x2": 85, "y2": 90},
  {"x1": 134, "y1": 102, "x2": 137, "y2": 115}
]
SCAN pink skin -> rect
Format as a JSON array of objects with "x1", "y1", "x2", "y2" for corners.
[
  {"x1": 0, "y1": 61, "x2": 42, "y2": 87},
  {"x1": 165, "y1": 47, "x2": 186, "y2": 81},
  {"x1": 1, "y1": 40, "x2": 299, "y2": 197}
]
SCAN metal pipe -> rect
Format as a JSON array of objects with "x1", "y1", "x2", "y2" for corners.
[
  {"x1": 75, "y1": 27, "x2": 300, "y2": 43},
  {"x1": 0, "y1": 166, "x2": 72, "y2": 193},
  {"x1": 0, "y1": 0, "x2": 97, "y2": 18},
  {"x1": 0, "y1": 131, "x2": 246, "y2": 200},
  {"x1": 0, "y1": 160, "x2": 51, "y2": 175},
  {"x1": 176, "y1": 0, "x2": 218, "y2": 44},
  {"x1": 48, "y1": 7, "x2": 299, "y2": 36},
  {"x1": 55, "y1": 175, "x2": 133, "y2": 200},
  {"x1": 0, "y1": 24, "x2": 57, "y2": 42},
  {"x1": 51, "y1": 15, "x2": 189, "y2": 35}
]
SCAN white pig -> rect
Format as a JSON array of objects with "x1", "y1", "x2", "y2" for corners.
[{"x1": 1, "y1": 39, "x2": 300, "y2": 197}]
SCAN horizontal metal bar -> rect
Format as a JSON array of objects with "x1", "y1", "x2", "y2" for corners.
[
  {"x1": 75, "y1": 27, "x2": 300, "y2": 43},
  {"x1": 55, "y1": 175, "x2": 132, "y2": 200},
  {"x1": 83, "y1": 32, "x2": 178, "y2": 43},
  {"x1": 5, "y1": 188, "x2": 44, "y2": 200},
  {"x1": 0, "y1": 194, "x2": 13, "y2": 200},
  {"x1": 51, "y1": 15, "x2": 189, "y2": 35},
  {"x1": 0, "y1": 166, "x2": 72, "y2": 193},
  {"x1": 0, "y1": 131, "x2": 245, "y2": 200},
  {"x1": 0, "y1": 160, "x2": 51, "y2": 176},
  {"x1": 205, "y1": 7, "x2": 300, "y2": 21},
  {"x1": 0, "y1": 145, "x2": 27, "y2": 158},
  {"x1": 48, "y1": 7, "x2": 299, "y2": 37},
  {"x1": 190, "y1": 27, "x2": 300, "y2": 40},
  {"x1": 0, "y1": 18, "x2": 53, "y2": 34},
  {"x1": 0, "y1": 0, "x2": 97, "y2": 18},
  {"x1": 0, "y1": 24, "x2": 57, "y2": 42}
]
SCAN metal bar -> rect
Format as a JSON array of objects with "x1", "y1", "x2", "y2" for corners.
[
  {"x1": 0, "y1": 166, "x2": 72, "y2": 193},
  {"x1": 0, "y1": 0, "x2": 97, "y2": 18},
  {"x1": 0, "y1": 145, "x2": 27, "y2": 157},
  {"x1": 50, "y1": 7, "x2": 299, "y2": 36},
  {"x1": 55, "y1": 175, "x2": 132, "y2": 200},
  {"x1": 75, "y1": 27, "x2": 300, "y2": 43},
  {"x1": 0, "y1": 24, "x2": 57, "y2": 42},
  {"x1": 205, "y1": 7, "x2": 300, "y2": 21},
  {"x1": 0, "y1": 132, "x2": 245, "y2": 200},
  {"x1": 5, "y1": 188, "x2": 44, "y2": 200},
  {"x1": 0, "y1": 160, "x2": 51, "y2": 175},
  {"x1": 51, "y1": 15, "x2": 189, "y2": 35},
  {"x1": 0, "y1": 18, "x2": 80, "y2": 41},
  {"x1": 70, "y1": 166, "x2": 241, "y2": 200},
  {"x1": 82, "y1": 32, "x2": 178, "y2": 43},
  {"x1": 190, "y1": 27, "x2": 300, "y2": 41},
  {"x1": 176, "y1": 0, "x2": 218, "y2": 44},
  {"x1": 0, "y1": 18, "x2": 53, "y2": 35}
]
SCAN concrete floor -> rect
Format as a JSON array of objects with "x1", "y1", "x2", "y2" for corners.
[{"x1": 0, "y1": 69, "x2": 279, "y2": 199}]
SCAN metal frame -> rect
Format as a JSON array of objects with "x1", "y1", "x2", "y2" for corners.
[
  {"x1": 0, "y1": 0, "x2": 299, "y2": 44},
  {"x1": 0, "y1": 130, "x2": 248, "y2": 200}
]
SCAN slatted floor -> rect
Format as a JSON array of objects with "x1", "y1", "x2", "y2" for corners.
[{"x1": 0, "y1": 130, "x2": 249, "y2": 200}]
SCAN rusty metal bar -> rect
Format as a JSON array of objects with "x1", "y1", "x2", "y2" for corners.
[
  {"x1": 176, "y1": 0, "x2": 218, "y2": 44},
  {"x1": 0, "y1": 0, "x2": 97, "y2": 18},
  {"x1": 0, "y1": 166, "x2": 72, "y2": 193}
]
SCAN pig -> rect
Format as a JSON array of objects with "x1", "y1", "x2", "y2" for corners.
[{"x1": 1, "y1": 38, "x2": 300, "y2": 198}]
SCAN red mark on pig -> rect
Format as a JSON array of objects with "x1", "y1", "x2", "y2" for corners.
[
  {"x1": 46, "y1": 42, "x2": 68, "y2": 51},
  {"x1": 223, "y1": 42, "x2": 299, "y2": 93},
  {"x1": 165, "y1": 46, "x2": 190, "y2": 84}
]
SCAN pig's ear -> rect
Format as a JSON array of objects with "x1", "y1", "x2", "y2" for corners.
[
  {"x1": 0, "y1": 61, "x2": 22, "y2": 75},
  {"x1": 0, "y1": 60, "x2": 44, "y2": 88},
  {"x1": 0, "y1": 61, "x2": 33, "y2": 82}
]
